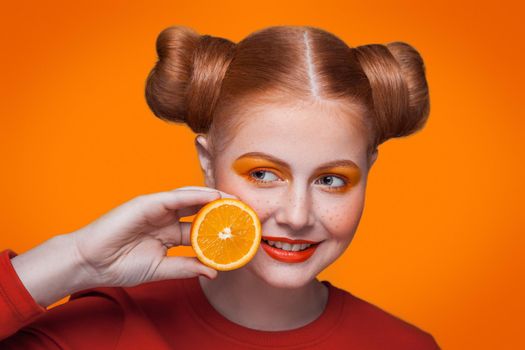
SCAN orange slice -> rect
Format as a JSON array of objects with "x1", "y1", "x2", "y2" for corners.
[{"x1": 190, "y1": 198, "x2": 262, "y2": 271}]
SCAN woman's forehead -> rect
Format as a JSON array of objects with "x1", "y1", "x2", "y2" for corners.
[
  {"x1": 217, "y1": 101, "x2": 370, "y2": 170},
  {"x1": 234, "y1": 100, "x2": 367, "y2": 140}
]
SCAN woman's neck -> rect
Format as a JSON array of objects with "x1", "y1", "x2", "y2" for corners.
[{"x1": 198, "y1": 268, "x2": 329, "y2": 331}]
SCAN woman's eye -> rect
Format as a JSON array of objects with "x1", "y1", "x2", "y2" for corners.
[
  {"x1": 249, "y1": 170, "x2": 280, "y2": 183},
  {"x1": 315, "y1": 175, "x2": 347, "y2": 189}
]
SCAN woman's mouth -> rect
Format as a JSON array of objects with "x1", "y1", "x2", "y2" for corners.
[{"x1": 260, "y1": 237, "x2": 322, "y2": 263}]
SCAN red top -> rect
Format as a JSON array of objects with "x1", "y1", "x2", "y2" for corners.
[{"x1": 0, "y1": 249, "x2": 440, "y2": 349}]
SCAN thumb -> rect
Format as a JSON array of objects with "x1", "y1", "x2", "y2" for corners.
[{"x1": 151, "y1": 256, "x2": 218, "y2": 281}]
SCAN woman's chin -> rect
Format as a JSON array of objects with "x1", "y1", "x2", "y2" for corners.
[{"x1": 247, "y1": 258, "x2": 317, "y2": 289}]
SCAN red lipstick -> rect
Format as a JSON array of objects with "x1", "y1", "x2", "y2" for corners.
[{"x1": 260, "y1": 236, "x2": 322, "y2": 263}]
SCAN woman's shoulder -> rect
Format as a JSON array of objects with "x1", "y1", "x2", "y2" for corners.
[
  {"x1": 10, "y1": 284, "x2": 129, "y2": 349},
  {"x1": 324, "y1": 280, "x2": 440, "y2": 349},
  {"x1": 15, "y1": 279, "x2": 187, "y2": 348}
]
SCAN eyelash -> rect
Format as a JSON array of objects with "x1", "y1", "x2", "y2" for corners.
[{"x1": 247, "y1": 169, "x2": 349, "y2": 191}]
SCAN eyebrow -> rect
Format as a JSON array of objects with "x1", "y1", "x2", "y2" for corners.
[{"x1": 235, "y1": 152, "x2": 360, "y2": 171}]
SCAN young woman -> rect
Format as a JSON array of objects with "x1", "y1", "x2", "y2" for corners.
[{"x1": 0, "y1": 25, "x2": 440, "y2": 349}]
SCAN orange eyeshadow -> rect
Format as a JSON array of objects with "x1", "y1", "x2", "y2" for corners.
[
  {"x1": 231, "y1": 155, "x2": 362, "y2": 192},
  {"x1": 232, "y1": 157, "x2": 291, "y2": 180},
  {"x1": 316, "y1": 166, "x2": 361, "y2": 185}
]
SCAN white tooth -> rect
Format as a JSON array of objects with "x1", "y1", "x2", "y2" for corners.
[
  {"x1": 275, "y1": 241, "x2": 283, "y2": 249},
  {"x1": 282, "y1": 243, "x2": 292, "y2": 251},
  {"x1": 291, "y1": 244, "x2": 301, "y2": 252},
  {"x1": 269, "y1": 241, "x2": 276, "y2": 247}
]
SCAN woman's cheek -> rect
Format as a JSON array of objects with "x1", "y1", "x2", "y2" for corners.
[
  {"x1": 243, "y1": 192, "x2": 280, "y2": 222},
  {"x1": 316, "y1": 199, "x2": 363, "y2": 240}
]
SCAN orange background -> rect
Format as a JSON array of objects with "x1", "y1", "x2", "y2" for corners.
[{"x1": 1, "y1": 1, "x2": 523, "y2": 348}]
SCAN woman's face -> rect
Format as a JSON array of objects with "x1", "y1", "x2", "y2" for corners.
[{"x1": 196, "y1": 99, "x2": 378, "y2": 288}]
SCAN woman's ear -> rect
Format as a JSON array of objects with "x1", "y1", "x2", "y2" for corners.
[
  {"x1": 195, "y1": 135, "x2": 216, "y2": 188},
  {"x1": 368, "y1": 148, "x2": 379, "y2": 169}
]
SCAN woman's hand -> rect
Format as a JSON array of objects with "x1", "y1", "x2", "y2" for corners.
[
  {"x1": 11, "y1": 186, "x2": 237, "y2": 307},
  {"x1": 70, "y1": 187, "x2": 237, "y2": 287}
]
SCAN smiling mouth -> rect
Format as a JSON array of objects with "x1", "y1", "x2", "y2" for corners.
[{"x1": 260, "y1": 236, "x2": 323, "y2": 263}]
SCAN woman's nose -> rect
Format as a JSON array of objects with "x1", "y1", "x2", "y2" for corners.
[{"x1": 274, "y1": 184, "x2": 315, "y2": 231}]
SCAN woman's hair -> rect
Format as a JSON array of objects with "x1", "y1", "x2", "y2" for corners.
[{"x1": 145, "y1": 25, "x2": 430, "y2": 161}]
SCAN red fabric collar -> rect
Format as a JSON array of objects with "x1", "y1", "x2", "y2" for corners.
[{"x1": 182, "y1": 276, "x2": 345, "y2": 347}]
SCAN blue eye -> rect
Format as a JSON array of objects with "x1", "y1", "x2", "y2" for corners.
[{"x1": 315, "y1": 175, "x2": 347, "y2": 188}]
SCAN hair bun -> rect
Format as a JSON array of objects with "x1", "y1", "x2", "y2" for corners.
[
  {"x1": 145, "y1": 26, "x2": 236, "y2": 133},
  {"x1": 354, "y1": 42, "x2": 430, "y2": 146},
  {"x1": 145, "y1": 26, "x2": 199, "y2": 126}
]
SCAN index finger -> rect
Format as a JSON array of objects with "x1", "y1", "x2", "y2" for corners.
[
  {"x1": 158, "y1": 189, "x2": 222, "y2": 211},
  {"x1": 136, "y1": 188, "x2": 238, "y2": 223},
  {"x1": 175, "y1": 192, "x2": 239, "y2": 218},
  {"x1": 173, "y1": 186, "x2": 239, "y2": 199}
]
